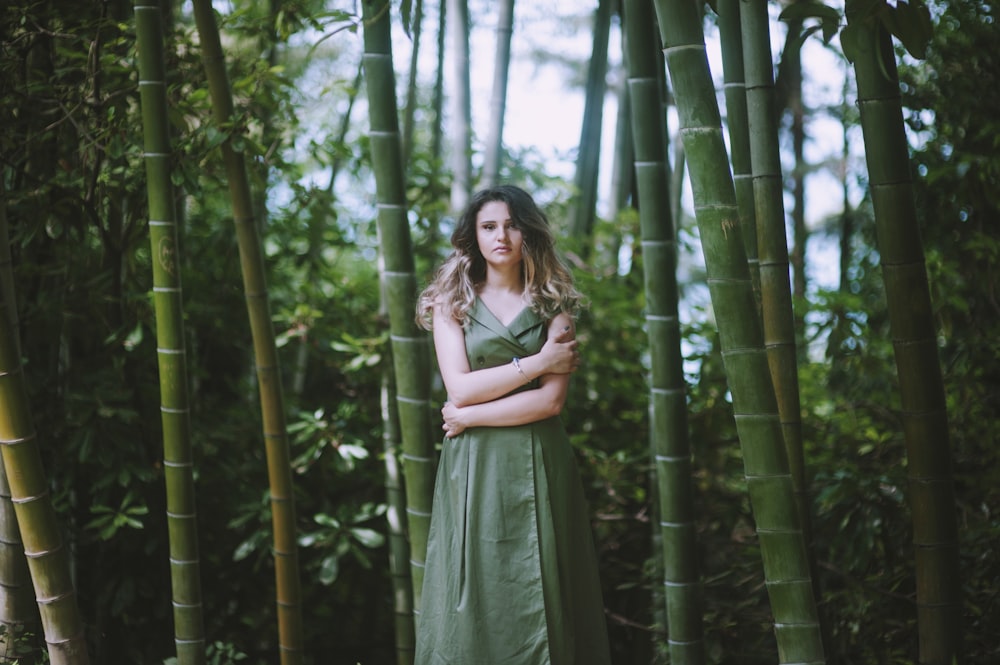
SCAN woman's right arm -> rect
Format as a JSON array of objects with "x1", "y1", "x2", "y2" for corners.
[{"x1": 432, "y1": 306, "x2": 578, "y2": 407}]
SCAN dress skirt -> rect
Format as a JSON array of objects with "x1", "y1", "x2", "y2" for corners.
[{"x1": 415, "y1": 299, "x2": 611, "y2": 665}]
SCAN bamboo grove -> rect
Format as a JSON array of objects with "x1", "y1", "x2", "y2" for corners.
[{"x1": 0, "y1": 0, "x2": 995, "y2": 663}]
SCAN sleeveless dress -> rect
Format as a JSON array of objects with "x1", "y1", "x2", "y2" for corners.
[{"x1": 415, "y1": 298, "x2": 611, "y2": 665}]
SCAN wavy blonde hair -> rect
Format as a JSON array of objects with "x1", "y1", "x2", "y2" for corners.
[{"x1": 417, "y1": 185, "x2": 584, "y2": 329}]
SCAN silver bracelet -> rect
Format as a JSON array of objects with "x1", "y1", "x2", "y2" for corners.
[{"x1": 512, "y1": 356, "x2": 528, "y2": 382}]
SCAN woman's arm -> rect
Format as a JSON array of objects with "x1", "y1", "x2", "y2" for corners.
[
  {"x1": 441, "y1": 372, "x2": 569, "y2": 438},
  {"x1": 440, "y1": 316, "x2": 575, "y2": 438},
  {"x1": 432, "y1": 307, "x2": 578, "y2": 408}
]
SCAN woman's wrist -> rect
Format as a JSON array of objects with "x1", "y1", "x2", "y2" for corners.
[
  {"x1": 460, "y1": 403, "x2": 479, "y2": 429},
  {"x1": 512, "y1": 356, "x2": 527, "y2": 382},
  {"x1": 525, "y1": 353, "x2": 547, "y2": 382}
]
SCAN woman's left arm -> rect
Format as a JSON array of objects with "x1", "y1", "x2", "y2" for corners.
[{"x1": 441, "y1": 317, "x2": 574, "y2": 438}]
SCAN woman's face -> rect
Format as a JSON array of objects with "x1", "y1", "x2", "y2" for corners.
[{"x1": 475, "y1": 201, "x2": 524, "y2": 271}]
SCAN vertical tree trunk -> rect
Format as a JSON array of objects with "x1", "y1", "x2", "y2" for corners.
[
  {"x1": 570, "y1": 0, "x2": 613, "y2": 241},
  {"x1": 843, "y1": 6, "x2": 961, "y2": 663},
  {"x1": 361, "y1": 0, "x2": 437, "y2": 614},
  {"x1": 739, "y1": 0, "x2": 813, "y2": 565},
  {"x1": 0, "y1": 184, "x2": 38, "y2": 664},
  {"x1": 190, "y1": 3, "x2": 304, "y2": 662},
  {"x1": 785, "y1": 25, "x2": 808, "y2": 325},
  {"x1": 134, "y1": 4, "x2": 206, "y2": 663},
  {"x1": 0, "y1": 289, "x2": 89, "y2": 665},
  {"x1": 609, "y1": 77, "x2": 634, "y2": 218},
  {"x1": 480, "y1": 0, "x2": 515, "y2": 188},
  {"x1": 379, "y1": 306, "x2": 416, "y2": 665},
  {"x1": 431, "y1": 0, "x2": 447, "y2": 175},
  {"x1": 401, "y1": 0, "x2": 424, "y2": 168},
  {"x1": 652, "y1": 1, "x2": 825, "y2": 662},
  {"x1": 0, "y1": 13, "x2": 88, "y2": 663},
  {"x1": 447, "y1": 0, "x2": 472, "y2": 211},
  {"x1": 717, "y1": 0, "x2": 760, "y2": 307},
  {"x1": 622, "y1": 3, "x2": 705, "y2": 663}
]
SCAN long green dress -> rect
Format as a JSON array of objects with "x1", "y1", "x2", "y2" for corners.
[{"x1": 416, "y1": 298, "x2": 611, "y2": 665}]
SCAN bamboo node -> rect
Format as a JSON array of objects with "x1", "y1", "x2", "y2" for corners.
[
  {"x1": 0, "y1": 433, "x2": 35, "y2": 445},
  {"x1": 36, "y1": 589, "x2": 74, "y2": 605}
]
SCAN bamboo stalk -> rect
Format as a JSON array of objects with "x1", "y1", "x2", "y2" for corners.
[
  {"x1": 361, "y1": 0, "x2": 437, "y2": 616},
  {"x1": 622, "y1": 2, "x2": 705, "y2": 662},
  {"x1": 844, "y1": 5, "x2": 961, "y2": 662},
  {"x1": 652, "y1": 1, "x2": 825, "y2": 662},
  {"x1": 190, "y1": 2, "x2": 304, "y2": 661},
  {"x1": 134, "y1": 3, "x2": 206, "y2": 663}
]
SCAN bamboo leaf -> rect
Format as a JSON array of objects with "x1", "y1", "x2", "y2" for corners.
[
  {"x1": 889, "y1": 0, "x2": 933, "y2": 59},
  {"x1": 401, "y1": 0, "x2": 413, "y2": 37},
  {"x1": 840, "y1": 23, "x2": 864, "y2": 63},
  {"x1": 319, "y1": 555, "x2": 339, "y2": 585},
  {"x1": 350, "y1": 527, "x2": 384, "y2": 549},
  {"x1": 778, "y1": 0, "x2": 840, "y2": 24},
  {"x1": 313, "y1": 513, "x2": 340, "y2": 528}
]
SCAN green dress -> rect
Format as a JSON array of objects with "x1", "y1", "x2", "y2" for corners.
[{"x1": 416, "y1": 298, "x2": 611, "y2": 665}]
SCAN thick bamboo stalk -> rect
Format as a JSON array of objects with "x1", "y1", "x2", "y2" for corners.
[
  {"x1": 134, "y1": 3, "x2": 206, "y2": 664},
  {"x1": 361, "y1": 0, "x2": 437, "y2": 614},
  {"x1": 652, "y1": 1, "x2": 825, "y2": 662},
  {"x1": 738, "y1": 0, "x2": 812, "y2": 555},
  {"x1": 381, "y1": 349, "x2": 416, "y2": 665},
  {"x1": 623, "y1": 2, "x2": 705, "y2": 663},
  {"x1": 190, "y1": 2, "x2": 304, "y2": 662},
  {"x1": 844, "y1": 5, "x2": 961, "y2": 663},
  {"x1": 0, "y1": 314, "x2": 89, "y2": 665},
  {"x1": 716, "y1": 0, "x2": 760, "y2": 305},
  {"x1": 0, "y1": 182, "x2": 38, "y2": 663}
]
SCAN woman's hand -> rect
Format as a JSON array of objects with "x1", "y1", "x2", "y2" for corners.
[
  {"x1": 442, "y1": 401, "x2": 468, "y2": 438},
  {"x1": 536, "y1": 323, "x2": 581, "y2": 375}
]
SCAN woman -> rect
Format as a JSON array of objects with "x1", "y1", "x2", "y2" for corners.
[{"x1": 415, "y1": 185, "x2": 611, "y2": 664}]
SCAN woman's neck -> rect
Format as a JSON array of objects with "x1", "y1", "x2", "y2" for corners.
[{"x1": 480, "y1": 266, "x2": 524, "y2": 297}]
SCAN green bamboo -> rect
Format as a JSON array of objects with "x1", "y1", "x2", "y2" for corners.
[
  {"x1": 430, "y1": 0, "x2": 447, "y2": 175},
  {"x1": 134, "y1": 4, "x2": 206, "y2": 663},
  {"x1": 652, "y1": 1, "x2": 825, "y2": 662},
  {"x1": 716, "y1": 0, "x2": 760, "y2": 306},
  {"x1": 775, "y1": 10, "x2": 809, "y2": 323},
  {"x1": 0, "y1": 301, "x2": 89, "y2": 665},
  {"x1": 447, "y1": 0, "x2": 472, "y2": 211},
  {"x1": 0, "y1": 183, "x2": 37, "y2": 663},
  {"x1": 570, "y1": 0, "x2": 613, "y2": 240},
  {"x1": 480, "y1": 0, "x2": 515, "y2": 188},
  {"x1": 609, "y1": 79, "x2": 634, "y2": 225},
  {"x1": 378, "y1": 225, "x2": 415, "y2": 665},
  {"x1": 361, "y1": 0, "x2": 436, "y2": 613},
  {"x1": 401, "y1": 0, "x2": 424, "y2": 167},
  {"x1": 844, "y1": 4, "x2": 961, "y2": 662},
  {"x1": 381, "y1": 345, "x2": 416, "y2": 665},
  {"x1": 622, "y1": 2, "x2": 704, "y2": 663},
  {"x1": 190, "y1": 2, "x2": 304, "y2": 662},
  {"x1": 738, "y1": 0, "x2": 812, "y2": 554}
]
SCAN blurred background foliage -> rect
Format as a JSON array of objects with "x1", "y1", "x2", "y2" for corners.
[{"x1": 0, "y1": 0, "x2": 997, "y2": 663}]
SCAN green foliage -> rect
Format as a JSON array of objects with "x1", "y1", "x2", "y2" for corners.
[
  {"x1": 86, "y1": 491, "x2": 149, "y2": 541},
  {"x1": 163, "y1": 640, "x2": 248, "y2": 665},
  {"x1": 1, "y1": 1, "x2": 998, "y2": 664}
]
